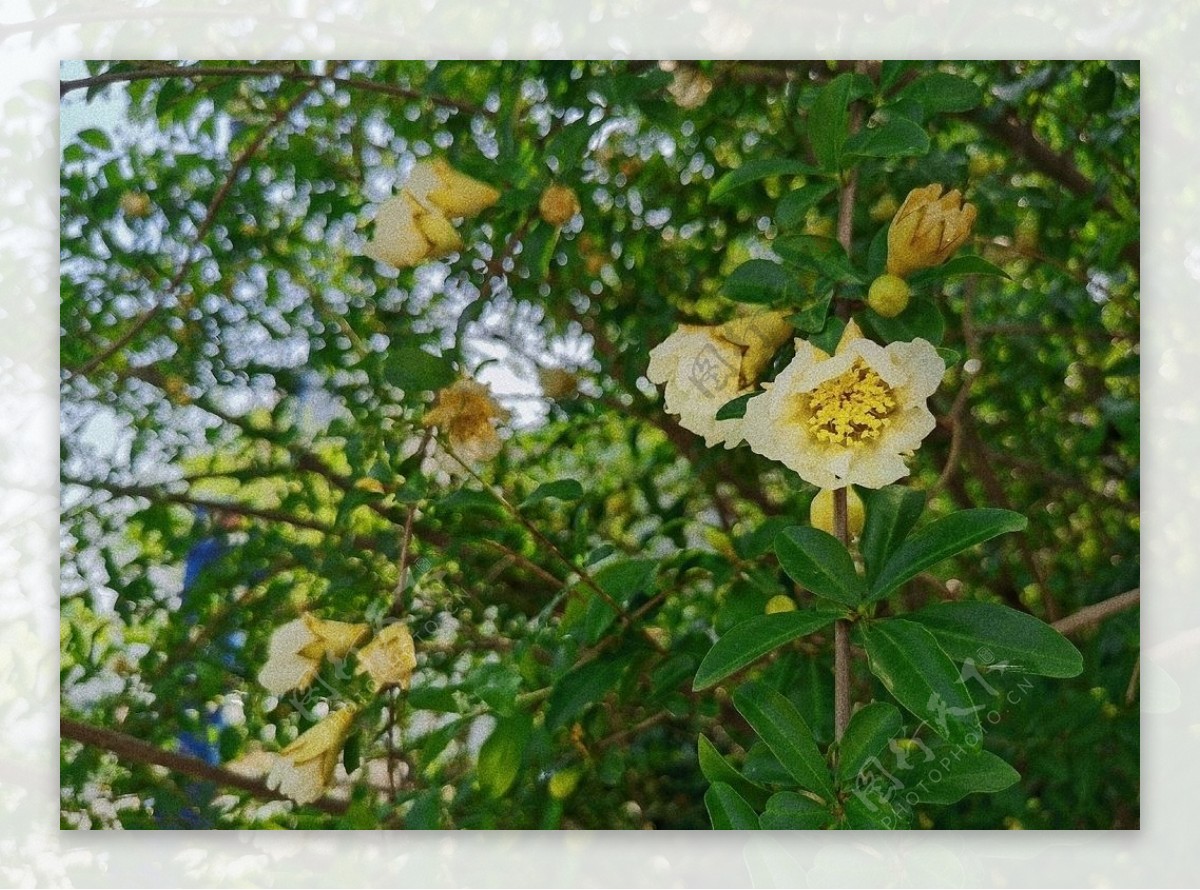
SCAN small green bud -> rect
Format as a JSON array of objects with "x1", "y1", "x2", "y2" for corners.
[{"x1": 867, "y1": 274, "x2": 911, "y2": 318}]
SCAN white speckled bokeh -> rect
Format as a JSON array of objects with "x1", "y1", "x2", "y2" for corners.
[{"x1": 4, "y1": 0, "x2": 1190, "y2": 884}]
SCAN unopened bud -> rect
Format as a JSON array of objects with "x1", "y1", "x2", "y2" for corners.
[{"x1": 867, "y1": 274, "x2": 912, "y2": 318}]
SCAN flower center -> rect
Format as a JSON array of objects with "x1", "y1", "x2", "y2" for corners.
[{"x1": 805, "y1": 360, "x2": 898, "y2": 447}]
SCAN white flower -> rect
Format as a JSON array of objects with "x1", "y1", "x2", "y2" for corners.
[
  {"x1": 266, "y1": 707, "x2": 357, "y2": 804},
  {"x1": 355, "y1": 621, "x2": 417, "y2": 691},
  {"x1": 646, "y1": 310, "x2": 792, "y2": 449},
  {"x1": 257, "y1": 614, "x2": 368, "y2": 696},
  {"x1": 741, "y1": 321, "x2": 945, "y2": 489}
]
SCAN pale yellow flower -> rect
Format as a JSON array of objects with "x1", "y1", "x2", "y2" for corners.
[
  {"x1": 257, "y1": 614, "x2": 369, "y2": 696},
  {"x1": 646, "y1": 311, "x2": 792, "y2": 449},
  {"x1": 356, "y1": 621, "x2": 417, "y2": 691},
  {"x1": 741, "y1": 321, "x2": 945, "y2": 489},
  {"x1": 266, "y1": 707, "x2": 358, "y2": 804},
  {"x1": 538, "y1": 184, "x2": 581, "y2": 227},
  {"x1": 886, "y1": 184, "x2": 977, "y2": 279},
  {"x1": 423, "y1": 379, "x2": 511, "y2": 463},
  {"x1": 363, "y1": 159, "x2": 499, "y2": 269}
]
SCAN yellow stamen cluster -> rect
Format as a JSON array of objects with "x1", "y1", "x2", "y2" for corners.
[{"x1": 805, "y1": 360, "x2": 897, "y2": 447}]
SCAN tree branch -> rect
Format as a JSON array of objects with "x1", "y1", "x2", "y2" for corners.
[
  {"x1": 1051, "y1": 588, "x2": 1140, "y2": 636},
  {"x1": 60, "y1": 63, "x2": 487, "y2": 116},
  {"x1": 61, "y1": 716, "x2": 347, "y2": 816}
]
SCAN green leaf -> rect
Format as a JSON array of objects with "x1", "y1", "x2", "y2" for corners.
[
  {"x1": 477, "y1": 712, "x2": 532, "y2": 798},
  {"x1": 733, "y1": 682, "x2": 834, "y2": 800},
  {"x1": 704, "y1": 782, "x2": 761, "y2": 830},
  {"x1": 904, "y1": 743, "x2": 1020, "y2": 804},
  {"x1": 384, "y1": 347, "x2": 458, "y2": 392},
  {"x1": 908, "y1": 254, "x2": 1012, "y2": 285},
  {"x1": 809, "y1": 73, "x2": 854, "y2": 173},
  {"x1": 861, "y1": 618, "x2": 983, "y2": 746},
  {"x1": 715, "y1": 392, "x2": 754, "y2": 421},
  {"x1": 76, "y1": 128, "x2": 112, "y2": 151},
  {"x1": 863, "y1": 296, "x2": 945, "y2": 346},
  {"x1": 880, "y1": 61, "x2": 918, "y2": 94},
  {"x1": 859, "y1": 486, "x2": 926, "y2": 587},
  {"x1": 869, "y1": 509, "x2": 1028, "y2": 602},
  {"x1": 936, "y1": 347, "x2": 962, "y2": 367},
  {"x1": 837, "y1": 701, "x2": 903, "y2": 783},
  {"x1": 775, "y1": 235, "x2": 865, "y2": 284},
  {"x1": 895, "y1": 72, "x2": 983, "y2": 114},
  {"x1": 693, "y1": 610, "x2": 840, "y2": 691},
  {"x1": 1083, "y1": 67, "x2": 1117, "y2": 113},
  {"x1": 341, "y1": 731, "x2": 362, "y2": 775},
  {"x1": 760, "y1": 791, "x2": 831, "y2": 829},
  {"x1": 906, "y1": 602, "x2": 1084, "y2": 678},
  {"x1": 842, "y1": 790, "x2": 909, "y2": 829},
  {"x1": 723, "y1": 259, "x2": 800, "y2": 304},
  {"x1": 575, "y1": 558, "x2": 657, "y2": 644},
  {"x1": 545, "y1": 651, "x2": 633, "y2": 729},
  {"x1": 776, "y1": 182, "x2": 836, "y2": 228},
  {"x1": 788, "y1": 290, "x2": 834, "y2": 333},
  {"x1": 698, "y1": 734, "x2": 770, "y2": 810},
  {"x1": 710, "y1": 159, "x2": 822, "y2": 201},
  {"x1": 845, "y1": 118, "x2": 930, "y2": 159},
  {"x1": 775, "y1": 526, "x2": 866, "y2": 608},
  {"x1": 520, "y1": 478, "x2": 584, "y2": 508},
  {"x1": 867, "y1": 223, "x2": 890, "y2": 278}
]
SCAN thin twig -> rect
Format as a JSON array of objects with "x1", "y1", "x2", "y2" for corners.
[
  {"x1": 69, "y1": 82, "x2": 321, "y2": 378},
  {"x1": 60, "y1": 63, "x2": 487, "y2": 116},
  {"x1": 1051, "y1": 588, "x2": 1140, "y2": 636}
]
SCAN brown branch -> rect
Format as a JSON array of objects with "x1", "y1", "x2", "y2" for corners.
[
  {"x1": 60, "y1": 63, "x2": 487, "y2": 116},
  {"x1": 61, "y1": 716, "x2": 347, "y2": 816},
  {"x1": 63, "y1": 474, "x2": 334, "y2": 534},
  {"x1": 1051, "y1": 588, "x2": 1140, "y2": 636}
]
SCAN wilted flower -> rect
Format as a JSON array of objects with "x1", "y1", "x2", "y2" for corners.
[
  {"x1": 266, "y1": 706, "x2": 358, "y2": 804},
  {"x1": 119, "y1": 191, "x2": 152, "y2": 218},
  {"x1": 538, "y1": 367, "x2": 579, "y2": 400},
  {"x1": 538, "y1": 184, "x2": 581, "y2": 226},
  {"x1": 647, "y1": 310, "x2": 793, "y2": 448},
  {"x1": 422, "y1": 379, "x2": 511, "y2": 463},
  {"x1": 257, "y1": 614, "x2": 369, "y2": 696},
  {"x1": 886, "y1": 184, "x2": 977, "y2": 279},
  {"x1": 363, "y1": 159, "x2": 499, "y2": 269},
  {"x1": 741, "y1": 321, "x2": 945, "y2": 489},
  {"x1": 356, "y1": 622, "x2": 417, "y2": 691},
  {"x1": 665, "y1": 64, "x2": 713, "y2": 109}
]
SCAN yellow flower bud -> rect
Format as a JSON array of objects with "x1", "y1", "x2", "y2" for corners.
[
  {"x1": 809, "y1": 488, "x2": 865, "y2": 539},
  {"x1": 886, "y1": 184, "x2": 977, "y2": 279},
  {"x1": 765, "y1": 594, "x2": 798, "y2": 614},
  {"x1": 867, "y1": 274, "x2": 912, "y2": 318},
  {"x1": 119, "y1": 191, "x2": 152, "y2": 218},
  {"x1": 805, "y1": 216, "x2": 836, "y2": 239},
  {"x1": 539, "y1": 184, "x2": 581, "y2": 226}
]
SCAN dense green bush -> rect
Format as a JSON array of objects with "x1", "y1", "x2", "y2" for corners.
[{"x1": 60, "y1": 60, "x2": 1139, "y2": 830}]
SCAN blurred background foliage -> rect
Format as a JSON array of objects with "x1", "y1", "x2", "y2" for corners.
[{"x1": 60, "y1": 60, "x2": 1138, "y2": 829}]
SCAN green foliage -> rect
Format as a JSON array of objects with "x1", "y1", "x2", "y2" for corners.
[{"x1": 60, "y1": 59, "x2": 1139, "y2": 832}]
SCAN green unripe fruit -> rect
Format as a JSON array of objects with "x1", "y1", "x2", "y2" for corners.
[
  {"x1": 867, "y1": 274, "x2": 912, "y2": 318},
  {"x1": 548, "y1": 767, "x2": 582, "y2": 799}
]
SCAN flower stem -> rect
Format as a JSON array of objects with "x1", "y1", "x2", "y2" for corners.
[{"x1": 833, "y1": 487, "x2": 852, "y2": 742}]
